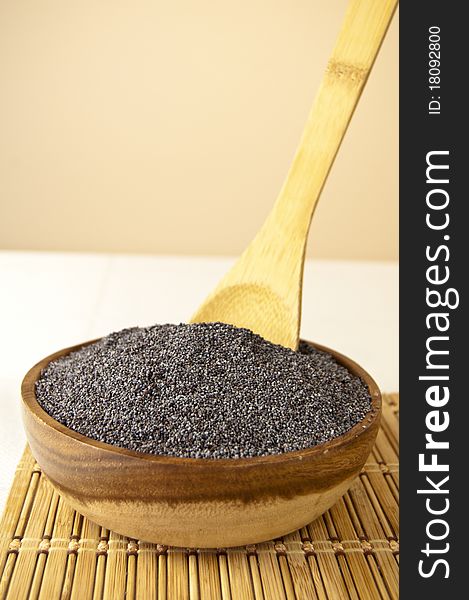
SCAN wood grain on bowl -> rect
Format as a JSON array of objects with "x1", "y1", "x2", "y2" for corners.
[{"x1": 21, "y1": 340, "x2": 380, "y2": 548}]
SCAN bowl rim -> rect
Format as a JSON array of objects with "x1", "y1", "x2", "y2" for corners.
[{"x1": 21, "y1": 338, "x2": 381, "y2": 468}]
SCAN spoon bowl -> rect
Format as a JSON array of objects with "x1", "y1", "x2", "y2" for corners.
[
  {"x1": 192, "y1": 283, "x2": 295, "y2": 349},
  {"x1": 21, "y1": 339, "x2": 380, "y2": 548}
]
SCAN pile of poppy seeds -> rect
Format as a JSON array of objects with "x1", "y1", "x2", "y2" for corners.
[{"x1": 35, "y1": 322, "x2": 372, "y2": 459}]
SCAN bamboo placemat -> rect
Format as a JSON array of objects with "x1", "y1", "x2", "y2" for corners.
[{"x1": 0, "y1": 393, "x2": 398, "y2": 600}]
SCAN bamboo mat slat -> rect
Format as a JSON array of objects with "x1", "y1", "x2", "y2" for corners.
[{"x1": 0, "y1": 393, "x2": 399, "y2": 600}]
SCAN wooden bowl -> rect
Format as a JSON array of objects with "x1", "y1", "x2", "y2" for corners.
[{"x1": 21, "y1": 340, "x2": 381, "y2": 548}]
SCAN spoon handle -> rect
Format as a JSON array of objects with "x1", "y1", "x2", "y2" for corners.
[
  {"x1": 238, "y1": 0, "x2": 398, "y2": 322},
  {"x1": 270, "y1": 0, "x2": 398, "y2": 240}
]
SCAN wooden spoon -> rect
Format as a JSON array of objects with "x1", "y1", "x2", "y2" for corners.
[{"x1": 191, "y1": 0, "x2": 397, "y2": 349}]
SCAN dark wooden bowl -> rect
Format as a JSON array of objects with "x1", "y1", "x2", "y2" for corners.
[{"x1": 21, "y1": 340, "x2": 381, "y2": 548}]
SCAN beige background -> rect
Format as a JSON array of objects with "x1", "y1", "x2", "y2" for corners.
[{"x1": 0, "y1": 0, "x2": 398, "y2": 260}]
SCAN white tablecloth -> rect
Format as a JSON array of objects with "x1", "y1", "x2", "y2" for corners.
[{"x1": 0, "y1": 251, "x2": 398, "y2": 511}]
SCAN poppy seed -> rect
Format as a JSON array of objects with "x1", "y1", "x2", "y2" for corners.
[{"x1": 35, "y1": 322, "x2": 372, "y2": 459}]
